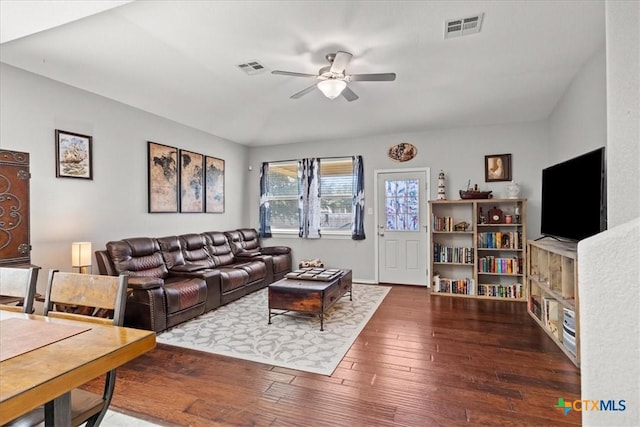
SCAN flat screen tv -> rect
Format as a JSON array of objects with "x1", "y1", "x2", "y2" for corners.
[{"x1": 540, "y1": 147, "x2": 606, "y2": 241}]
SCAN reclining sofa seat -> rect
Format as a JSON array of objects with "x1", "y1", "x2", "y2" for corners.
[
  {"x1": 225, "y1": 228, "x2": 292, "y2": 281},
  {"x1": 157, "y1": 235, "x2": 221, "y2": 311},
  {"x1": 198, "y1": 231, "x2": 271, "y2": 304},
  {"x1": 102, "y1": 237, "x2": 207, "y2": 332}
]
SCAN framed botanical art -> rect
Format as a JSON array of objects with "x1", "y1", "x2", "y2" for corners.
[
  {"x1": 147, "y1": 141, "x2": 179, "y2": 213},
  {"x1": 55, "y1": 129, "x2": 93, "y2": 179},
  {"x1": 180, "y1": 149, "x2": 204, "y2": 213},
  {"x1": 485, "y1": 153, "x2": 512, "y2": 182},
  {"x1": 205, "y1": 156, "x2": 225, "y2": 213}
]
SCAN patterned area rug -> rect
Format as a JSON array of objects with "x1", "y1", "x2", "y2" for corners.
[{"x1": 157, "y1": 283, "x2": 391, "y2": 375}]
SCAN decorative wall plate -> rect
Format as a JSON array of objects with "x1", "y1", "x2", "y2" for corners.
[{"x1": 388, "y1": 143, "x2": 417, "y2": 162}]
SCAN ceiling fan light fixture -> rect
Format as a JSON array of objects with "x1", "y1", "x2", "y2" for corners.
[{"x1": 317, "y1": 79, "x2": 346, "y2": 100}]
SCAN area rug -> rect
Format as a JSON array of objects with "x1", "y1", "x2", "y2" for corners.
[{"x1": 157, "y1": 283, "x2": 391, "y2": 375}]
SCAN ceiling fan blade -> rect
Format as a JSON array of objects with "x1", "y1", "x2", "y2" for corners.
[
  {"x1": 347, "y1": 73, "x2": 396, "y2": 82},
  {"x1": 330, "y1": 51, "x2": 353, "y2": 74},
  {"x1": 272, "y1": 70, "x2": 318, "y2": 79},
  {"x1": 341, "y1": 86, "x2": 359, "y2": 102},
  {"x1": 290, "y1": 83, "x2": 318, "y2": 99}
]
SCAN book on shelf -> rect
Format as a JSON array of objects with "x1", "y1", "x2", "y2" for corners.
[
  {"x1": 477, "y1": 256, "x2": 523, "y2": 274},
  {"x1": 432, "y1": 276, "x2": 475, "y2": 295},
  {"x1": 433, "y1": 243, "x2": 474, "y2": 264},
  {"x1": 477, "y1": 231, "x2": 522, "y2": 249},
  {"x1": 477, "y1": 283, "x2": 522, "y2": 298},
  {"x1": 529, "y1": 295, "x2": 542, "y2": 319}
]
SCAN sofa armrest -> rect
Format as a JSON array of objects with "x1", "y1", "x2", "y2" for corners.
[
  {"x1": 261, "y1": 246, "x2": 291, "y2": 255},
  {"x1": 235, "y1": 251, "x2": 262, "y2": 259},
  {"x1": 128, "y1": 277, "x2": 164, "y2": 290},
  {"x1": 170, "y1": 263, "x2": 207, "y2": 272}
]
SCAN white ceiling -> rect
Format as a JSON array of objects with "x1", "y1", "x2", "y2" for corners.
[{"x1": 0, "y1": 1, "x2": 605, "y2": 147}]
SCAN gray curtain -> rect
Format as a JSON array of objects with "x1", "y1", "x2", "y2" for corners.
[
  {"x1": 351, "y1": 155, "x2": 365, "y2": 240},
  {"x1": 258, "y1": 162, "x2": 271, "y2": 238},
  {"x1": 297, "y1": 158, "x2": 321, "y2": 239}
]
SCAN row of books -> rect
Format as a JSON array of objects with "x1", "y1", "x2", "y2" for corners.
[
  {"x1": 432, "y1": 276, "x2": 475, "y2": 295},
  {"x1": 432, "y1": 215, "x2": 455, "y2": 232},
  {"x1": 477, "y1": 283, "x2": 523, "y2": 298},
  {"x1": 433, "y1": 243, "x2": 474, "y2": 264},
  {"x1": 477, "y1": 231, "x2": 522, "y2": 249},
  {"x1": 477, "y1": 256, "x2": 523, "y2": 274}
]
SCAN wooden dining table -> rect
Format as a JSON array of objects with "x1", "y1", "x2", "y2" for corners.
[{"x1": 0, "y1": 309, "x2": 156, "y2": 426}]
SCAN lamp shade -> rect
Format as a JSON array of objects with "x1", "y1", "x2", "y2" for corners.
[
  {"x1": 71, "y1": 242, "x2": 92, "y2": 267},
  {"x1": 317, "y1": 79, "x2": 347, "y2": 100}
]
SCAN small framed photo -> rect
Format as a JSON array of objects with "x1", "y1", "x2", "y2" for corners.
[
  {"x1": 485, "y1": 153, "x2": 512, "y2": 182},
  {"x1": 180, "y1": 149, "x2": 204, "y2": 213},
  {"x1": 55, "y1": 130, "x2": 93, "y2": 179}
]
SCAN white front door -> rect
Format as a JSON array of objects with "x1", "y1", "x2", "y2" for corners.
[{"x1": 376, "y1": 169, "x2": 429, "y2": 286}]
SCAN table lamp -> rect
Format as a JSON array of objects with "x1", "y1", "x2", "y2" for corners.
[{"x1": 71, "y1": 241, "x2": 92, "y2": 274}]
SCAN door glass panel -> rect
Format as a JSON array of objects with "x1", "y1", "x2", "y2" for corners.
[{"x1": 384, "y1": 179, "x2": 419, "y2": 231}]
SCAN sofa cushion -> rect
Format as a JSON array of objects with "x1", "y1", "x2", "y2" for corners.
[
  {"x1": 163, "y1": 277, "x2": 207, "y2": 314},
  {"x1": 203, "y1": 231, "x2": 235, "y2": 266},
  {"x1": 157, "y1": 235, "x2": 186, "y2": 269},
  {"x1": 237, "y1": 228, "x2": 261, "y2": 251},
  {"x1": 234, "y1": 261, "x2": 267, "y2": 282},
  {"x1": 217, "y1": 267, "x2": 249, "y2": 293},
  {"x1": 107, "y1": 238, "x2": 169, "y2": 279},
  {"x1": 180, "y1": 233, "x2": 216, "y2": 268}
]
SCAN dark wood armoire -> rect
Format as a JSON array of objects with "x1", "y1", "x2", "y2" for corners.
[{"x1": 0, "y1": 149, "x2": 32, "y2": 266}]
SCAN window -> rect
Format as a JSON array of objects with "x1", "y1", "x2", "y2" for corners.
[
  {"x1": 260, "y1": 156, "x2": 364, "y2": 238},
  {"x1": 384, "y1": 179, "x2": 419, "y2": 231},
  {"x1": 320, "y1": 159, "x2": 353, "y2": 232},
  {"x1": 266, "y1": 161, "x2": 298, "y2": 231}
]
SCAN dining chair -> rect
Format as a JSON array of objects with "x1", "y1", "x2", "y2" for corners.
[
  {"x1": 0, "y1": 266, "x2": 39, "y2": 313},
  {"x1": 6, "y1": 270, "x2": 129, "y2": 427}
]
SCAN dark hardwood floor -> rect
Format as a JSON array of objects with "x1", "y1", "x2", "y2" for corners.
[{"x1": 86, "y1": 285, "x2": 581, "y2": 426}]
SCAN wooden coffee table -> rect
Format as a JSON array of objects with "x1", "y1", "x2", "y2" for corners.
[{"x1": 268, "y1": 269, "x2": 352, "y2": 331}]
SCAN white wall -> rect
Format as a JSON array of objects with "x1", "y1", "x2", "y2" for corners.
[
  {"x1": 548, "y1": 47, "x2": 607, "y2": 164},
  {"x1": 0, "y1": 63, "x2": 250, "y2": 295},
  {"x1": 248, "y1": 121, "x2": 549, "y2": 282},
  {"x1": 581, "y1": 1, "x2": 640, "y2": 425}
]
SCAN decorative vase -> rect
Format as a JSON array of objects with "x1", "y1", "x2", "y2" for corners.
[{"x1": 505, "y1": 181, "x2": 520, "y2": 199}]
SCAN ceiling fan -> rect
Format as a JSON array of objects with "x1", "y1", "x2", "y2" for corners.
[{"x1": 271, "y1": 51, "x2": 396, "y2": 102}]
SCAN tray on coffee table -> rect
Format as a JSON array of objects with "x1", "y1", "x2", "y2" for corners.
[{"x1": 285, "y1": 267, "x2": 342, "y2": 281}]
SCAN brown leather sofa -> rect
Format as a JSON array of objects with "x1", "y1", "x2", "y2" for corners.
[{"x1": 95, "y1": 228, "x2": 292, "y2": 333}]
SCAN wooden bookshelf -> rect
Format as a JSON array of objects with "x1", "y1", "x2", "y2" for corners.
[
  {"x1": 429, "y1": 198, "x2": 527, "y2": 301},
  {"x1": 527, "y1": 238, "x2": 579, "y2": 366}
]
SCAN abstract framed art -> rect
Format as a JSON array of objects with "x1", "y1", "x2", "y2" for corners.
[
  {"x1": 485, "y1": 153, "x2": 512, "y2": 182},
  {"x1": 55, "y1": 129, "x2": 93, "y2": 179},
  {"x1": 180, "y1": 149, "x2": 204, "y2": 213},
  {"x1": 147, "y1": 141, "x2": 179, "y2": 213},
  {"x1": 205, "y1": 156, "x2": 225, "y2": 213}
]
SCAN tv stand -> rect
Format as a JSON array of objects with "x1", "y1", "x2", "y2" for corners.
[{"x1": 527, "y1": 239, "x2": 579, "y2": 366}]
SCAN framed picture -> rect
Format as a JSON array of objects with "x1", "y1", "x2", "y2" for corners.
[
  {"x1": 180, "y1": 149, "x2": 204, "y2": 213},
  {"x1": 148, "y1": 141, "x2": 179, "y2": 213},
  {"x1": 205, "y1": 156, "x2": 225, "y2": 213},
  {"x1": 55, "y1": 130, "x2": 93, "y2": 179},
  {"x1": 485, "y1": 153, "x2": 512, "y2": 182}
]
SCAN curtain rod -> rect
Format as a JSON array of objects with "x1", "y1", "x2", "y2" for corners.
[{"x1": 261, "y1": 155, "x2": 358, "y2": 164}]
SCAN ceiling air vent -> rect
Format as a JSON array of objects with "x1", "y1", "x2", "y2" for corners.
[
  {"x1": 236, "y1": 60, "x2": 267, "y2": 75},
  {"x1": 444, "y1": 13, "x2": 484, "y2": 39}
]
